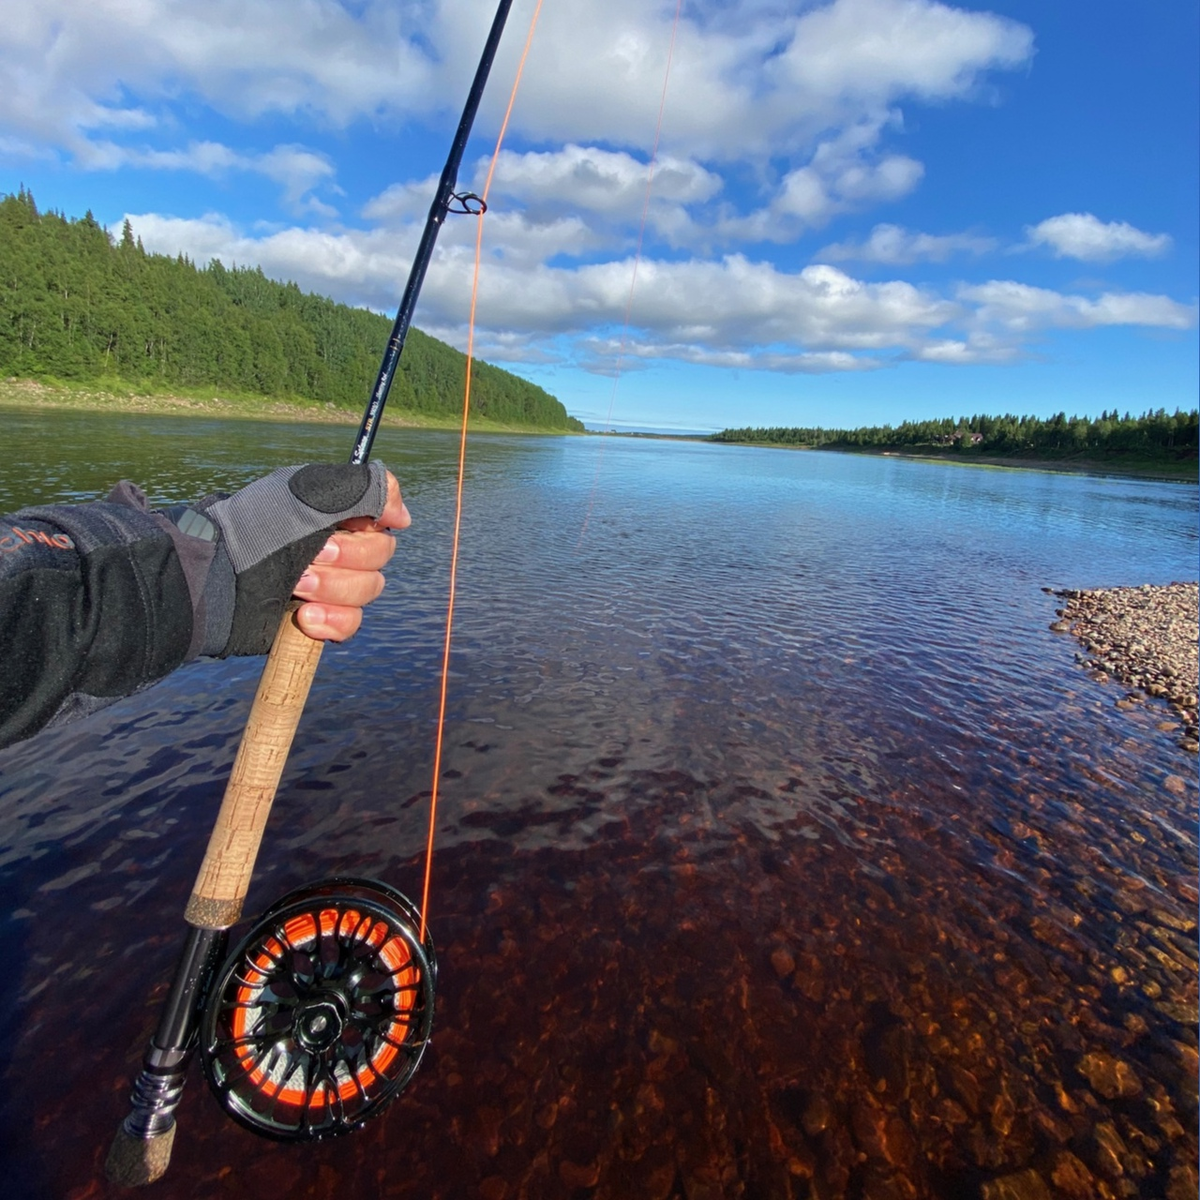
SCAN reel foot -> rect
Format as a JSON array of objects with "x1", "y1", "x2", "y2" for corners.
[{"x1": 201, "y1": 878, "x2": 435, "y2": 1142}]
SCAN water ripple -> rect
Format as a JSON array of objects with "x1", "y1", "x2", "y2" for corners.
[{"x1": 0, "y1": 415, "x2": 1195, "y2": 1197}]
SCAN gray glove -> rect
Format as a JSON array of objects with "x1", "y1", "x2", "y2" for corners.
[{"x1": 155, "y1": 462, "x2": 390, "y2": 658}]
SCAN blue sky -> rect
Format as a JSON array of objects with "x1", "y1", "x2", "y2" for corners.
[{"x1": 2, "y1": 0, "x2": 1195, "y2": 432}]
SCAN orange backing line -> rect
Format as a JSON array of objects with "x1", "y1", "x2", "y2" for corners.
[{"x1": 420, "y1": 0, "x2": 546, "y2": 944}]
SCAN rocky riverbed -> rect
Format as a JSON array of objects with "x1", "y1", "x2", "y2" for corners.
[{"x1": 1052, "y1": 582, "x2": 1199, "y2": 752}]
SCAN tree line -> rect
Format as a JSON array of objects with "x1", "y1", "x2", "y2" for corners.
[
  {"x1": 712, "y1": 408, "x2": 1199, "y2": 458},
  {"x1": 0, "y1": 189, "x2": 582, "y2": 431}
]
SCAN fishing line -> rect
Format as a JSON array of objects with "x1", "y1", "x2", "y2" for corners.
[
  {"x1": 106, "y1": 3, "x2": 524, "y2": 1181},
  {"x1": 419, "y1": 0, "x2": 545, "y2": 944},
  {"x1": 578, "y1": 0, "x2": 684, "y2": 544}
]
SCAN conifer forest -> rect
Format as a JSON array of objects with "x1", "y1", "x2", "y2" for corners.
[{"x1": 0, "y1": 190, "x2": 582, "y2": 431}]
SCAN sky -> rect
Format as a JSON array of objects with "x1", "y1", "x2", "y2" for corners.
[{"x1": 1, "y1": 0, "x2": 1196, "y2": 432}]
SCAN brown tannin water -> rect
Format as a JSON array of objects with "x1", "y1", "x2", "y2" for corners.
[{"x1": 0, "y1": 411, "x2": 1195, "y2": 1198}]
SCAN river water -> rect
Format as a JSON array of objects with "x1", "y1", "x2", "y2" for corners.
[{"x1": 0, "y1": 409, "x2": 1196, "y2": 1199}]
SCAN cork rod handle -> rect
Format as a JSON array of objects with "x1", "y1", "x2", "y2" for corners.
[{"x1": 184, "y1": 609, "x2": 323, "y2": 929}]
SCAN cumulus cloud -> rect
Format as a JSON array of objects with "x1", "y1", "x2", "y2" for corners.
[
  {"x1": 0, "y1": 0, "x2": 1042, "y2": 281},
  {"x1": 910, "y1": 333, "x2": 1017, "y2": 365},
  {"x1": 85, "y1": 139, "x2": 337, "y2": 212},
  {"x1": 0, "y1": 0, "x2": 1032, "y2": 169},
  {"x1": 22, "y1": 1, "x2": 1191, "y2": 388},
  {"x1": 1024, "y1": 213, "x2": 1173, "y2": 262},
  {"x1": 126, "y1": 212, "x2": 421, "y2": 309},
  {"x1": 460, "y1": 144, "x2": 723, "y2": 256},
  {"x1": 371, "y1": 130, "x2": 920, "y2": 263},
  {"x1": 488, "y1": 144, "x2": 721, "y2": 217},
  {"x1": 762, "y1": 120, "x2": 926, "y2": 231},
  {"x1": 961, "y1": 280, "x2": 1196, "y2": 332},
  {"x1": 581, "y1": 337, "x2": 884, "y2": 375},
  {"x1": 126, "y1": 212, "x2": 953, "y2": 369},
  {"x1": 0, "y1": 0, "x2": 437, "y2": 152},
  {"x1": 817, "y1": 222, "x2": 997, "y2": 263},
  {"x1": 113, "y1": 213, "x2": 1200, "y2": 378},
  {"x1": 774, "y1": 0, "x2": 1032, "y2": 107},
  {"x1": 362, "y1": 177, "x2": 439, "y2": 224},
  {"x1": 510, "y1": 0, "x2": 1032, "y2": 158}
]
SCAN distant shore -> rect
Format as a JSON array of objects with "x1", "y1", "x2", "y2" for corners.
[
  {"x1": 866, "y1": 445, "x2": 1197, "y2": 483},
  {"x1": 719, "y1": 440, "x2": 1197, "y2": 483},
  {"x1": 0, "y1": 378, "x2": 580, "y2": 435}
]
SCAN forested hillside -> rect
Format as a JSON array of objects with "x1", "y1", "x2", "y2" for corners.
[
  {"x1": 713, "y1": 409, "x2": 1199, "y2": 461},
  {"x1": 0, "y1": 190, "x2": 582, "y2": 430}
]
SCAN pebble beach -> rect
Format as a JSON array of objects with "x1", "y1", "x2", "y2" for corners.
[{"x1": 1052, "y1": 582, "x2": 1200, "y2": 753}]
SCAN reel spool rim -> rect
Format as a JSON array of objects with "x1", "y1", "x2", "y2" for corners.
[
  {"x1": 200, "y1": 879, "x2": 435, "y2": 1142},
  {"x1": 260, "y1": 875, "x2": 436, "y2": 979}
]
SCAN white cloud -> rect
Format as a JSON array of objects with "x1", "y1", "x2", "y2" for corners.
[
  {"x1": 911, "y1": 333, "x2": 1017, "y2": 364},
  {"x1": 463, "y1": 210, "x2": 605, "y2": 270},
  {"x1": 125, "y1": 212, "x2": 420, "y2": 308},
  {"x1": 581, "y1": 338, "x2": 884, "y2": 374},
  {"x1": 774, "y1": 0, "x2": 1032, "y2": 106},
  {"x1": 961, "y1": 280, "x2": 1196, "y2": 332},
  {"x1": 817, "y1": 222, "x2": 997, "y2": 263},
  {"x1": 82, "y1": 139, "x2": 337, "y2": 212},
  {"x1": 0, "y1": 0, "x2": 438, "y2": 151},
  {"x1": 362, "y1": 177, "x2": 439, "y2": 224},
  {"x1": 487, "y1": 144, "x2": 721, "y2": 217},
  {"x1": 127, "y1": 211, "x2": 955, "y2": 367},
  {"x1": 0, "y1": 0, "x2": 1032, "y2": 171},
  {"x1": 372, "y1": 130, "x2": 918, "y2": 262},
  {"x1": 0, "y1": 0, "x2": 1040, "y2": 279},
  {"x1": 763, "y1": 120, "x2": 925, "y2": 231},
  {"x1": 510, "y1": 0, "x2": 1032, "y2": 159},
  {"x1": 114, "y1": 213, "x2": 1200, "y2": 381},
  {"x1": 1025, "y1": 212, "x2": 1173, "y2": 262}
]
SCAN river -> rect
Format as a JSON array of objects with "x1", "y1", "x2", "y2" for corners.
[{"x1": 0, "y1": 409, "x2": 1196, "y2": 1198}]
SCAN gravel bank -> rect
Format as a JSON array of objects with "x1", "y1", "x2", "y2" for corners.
[{"x1": 1051, "y1": 582, "x2": 1199, "y2": 752}]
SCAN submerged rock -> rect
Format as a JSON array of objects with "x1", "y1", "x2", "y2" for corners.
[
  {"x1": 1076, "y1": 1051, "x2": 1143, "y2": 1099},
  {"x1": 980, "y1": 1168, "x2": 1052, "y2": 1200}
]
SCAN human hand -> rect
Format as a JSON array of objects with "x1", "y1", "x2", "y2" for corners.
[
  {"x1": 181, "y1": 460, "x2": 406, "y2": 657},
  {"x1": 291, "y1": 471, "x2": 411, "y2": 641}
]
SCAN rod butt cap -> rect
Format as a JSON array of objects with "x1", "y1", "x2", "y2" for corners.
[{"x1": 105, "y1": 1123, "x2": 175, "y2": 1188}]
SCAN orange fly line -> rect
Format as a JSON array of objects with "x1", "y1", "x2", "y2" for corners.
[{"x1": 419, "y1": 0, "x2": 546, "y2": 943}]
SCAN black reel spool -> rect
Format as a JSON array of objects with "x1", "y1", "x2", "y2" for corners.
[{"x1": 200, "y1": 877, "x2": 436, "y2": 1141}]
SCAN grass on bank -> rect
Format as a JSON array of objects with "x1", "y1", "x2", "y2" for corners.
[{"x1": 0, "y1": 376, "x2": 582, "y2": 436}]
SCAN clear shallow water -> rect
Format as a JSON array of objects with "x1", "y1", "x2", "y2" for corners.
[{"x1": 0, "y1": 409, "x2": 1196, "y2": 1198}]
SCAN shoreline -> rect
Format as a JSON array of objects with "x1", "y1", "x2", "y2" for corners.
[
  {"x1": 719, "y1": 440, "x2": 1197, "y2": 483},
  {"x1": 0, "y1": 378, "x2": 581, "y2": 435},
  {"x1": 1051, "y1": 582, "x2": 1199, "y2": 753},
  {"x1": 870, "y1": 447, "x2": 1197, "y2": 484}
]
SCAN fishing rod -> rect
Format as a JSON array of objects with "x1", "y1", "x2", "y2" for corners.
[{"x1": 105, "y1": 0, "x2": 515, "y2": 1184}]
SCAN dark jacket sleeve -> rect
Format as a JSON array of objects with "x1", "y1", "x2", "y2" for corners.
[{"x1": 0, "y1": 496, "x2": 194, "y2": 748}]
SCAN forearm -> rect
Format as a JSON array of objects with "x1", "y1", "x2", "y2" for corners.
[
  {"x1": 0, "y1": 500, "x2": 194, "y2": 748},
  {"x1": 0, "y1": 462, "x2": 398, "y2": 750}
]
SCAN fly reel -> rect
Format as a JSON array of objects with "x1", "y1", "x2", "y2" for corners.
[{"x1": 200, "y1": 877, "x2": 436, "y2": 1141}]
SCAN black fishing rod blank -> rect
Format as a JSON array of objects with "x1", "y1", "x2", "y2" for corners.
[
  {"x1": 353, "y1": 0, "x2": 513, "y2": 466},
  {"x1": 106, "y1": 0, "x2": 514, "y2": 1184}
]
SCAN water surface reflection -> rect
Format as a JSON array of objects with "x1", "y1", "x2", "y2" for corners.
[{"x1": 0, "y1": 411, "x2": 1195, "y2": 1198}]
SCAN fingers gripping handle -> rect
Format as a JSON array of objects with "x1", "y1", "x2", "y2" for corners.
[{"x1": 186, "y1": 608, "x2": 324, "y2": 928}]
